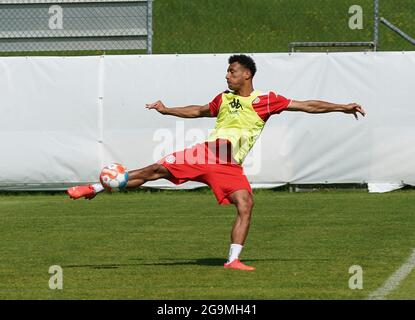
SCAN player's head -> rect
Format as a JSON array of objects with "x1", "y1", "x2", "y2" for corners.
[{"x1": 226, "y1": 55, "x2": 257, "y2": 91}]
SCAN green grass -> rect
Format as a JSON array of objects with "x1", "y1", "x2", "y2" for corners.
[
  {"x1": 1, "y1": 189, "x2": 415, "y2": 299},
  {"x1": 154, "y1": 0, "x2": 373, "y2": 53},
  {"x1": 389, "y1": 267, "x2": 415, "y2": 299},
  {"x1": 0, "y1": 49, "x2": 147, "y2": 57},
  {"x1": 153, "y1": 0, "x2": 415, "y2": 53}
]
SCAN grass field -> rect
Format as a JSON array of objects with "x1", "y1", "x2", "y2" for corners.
[
  {"x1": 1, "y1": 189, "x2": 414, "y2": 300},
  {"x1": 154, "y1": 0, "x2": 415, "y2": 53}
]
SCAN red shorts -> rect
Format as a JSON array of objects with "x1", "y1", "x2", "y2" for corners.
[{"x1": 158, "y1": 140, "x2": 252, "y2": 205}]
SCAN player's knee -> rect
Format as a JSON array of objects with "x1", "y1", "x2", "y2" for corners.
[
  {"x1": 242, "y1": 197, "x2": 253, "y2": 212},
  {"x1": 237, "y1": 195, "x2": 254, "y2": 216},
  {"x1": 149, "y1": 163, "x2": 169, "y2": 179},
  {"x1": 149, "y1": 163, "x2": 163, "y2": 173}
]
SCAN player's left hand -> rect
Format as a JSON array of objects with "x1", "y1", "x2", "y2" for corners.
[
  {"x1": 145, "y1": 100, "x2": 167, "y2": 114},
  {"x1": 344, "y1": 103, "x2": 366, "y2": 120}
]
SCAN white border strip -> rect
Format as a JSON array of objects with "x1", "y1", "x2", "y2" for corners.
[{"x1": 367, "y1": 249, "x2": 415, "y2": 300}]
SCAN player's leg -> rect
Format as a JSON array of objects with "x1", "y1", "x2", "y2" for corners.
[
  {"x1": 67, "y1": 163, "x2": 171, "y2": 200},
  {"x1": 126, "y1": 163, "x2": 172, "y2": 189},
  {"x1": 229, "y1": 189, "x2": 254, "y2": 245},
  {"x1": 224, "y1": 189, "x2": 255, "y2": 271}
]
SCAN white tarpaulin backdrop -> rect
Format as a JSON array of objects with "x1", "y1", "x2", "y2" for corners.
[{"x1": 0, "y1": 52, "x2": 414, "y2": 190}]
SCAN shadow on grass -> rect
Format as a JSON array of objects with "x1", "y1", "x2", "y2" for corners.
[{"x1": 62, "y1": 257, "x2": 330, "y2": 269}]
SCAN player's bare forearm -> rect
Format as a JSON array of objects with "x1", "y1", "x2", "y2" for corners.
[
  {"x1": 160, "y1": 105, "x2": 206, "y2": 118},
  {"x1": 302, "y1": 100, "x2": 351, "y2": 113},
  {"x1": 288, "y1": 100, "x2": 366, "y2": 120},
  {"x1": 145, "y1": 100, "x2": 212, "y2": 118}
]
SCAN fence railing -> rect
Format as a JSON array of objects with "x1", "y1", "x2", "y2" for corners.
[
  {"x1": 0, "y1": 0, "x2": 413, "y2": 54},
  {"x1": 0, "y1": 0, "x2": 153, "y2": 53}
]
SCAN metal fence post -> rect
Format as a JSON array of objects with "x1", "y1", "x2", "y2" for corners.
[
  {"x1": 374, "y1": 0, "x2": 379, "y2": 50},
  {"x1": 147, "y1": 0, "x2": 153, "y2": 54}
]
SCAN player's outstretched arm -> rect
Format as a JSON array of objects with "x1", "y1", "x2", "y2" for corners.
[
  {"x1": 145, "y1": 100, "x2": 212, "y2": 118},
  {"x1": 287, "y1": 100, "x2": 366, "y2": 120}
]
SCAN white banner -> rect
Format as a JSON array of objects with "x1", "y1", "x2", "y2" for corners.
[{"x1": 0, "y1": 52, "x2": 414, "y2": 190}]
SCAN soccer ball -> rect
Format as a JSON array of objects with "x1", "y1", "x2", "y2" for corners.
[{"x1": 99, "y1": 163, "x2": 129, "y2": 191}]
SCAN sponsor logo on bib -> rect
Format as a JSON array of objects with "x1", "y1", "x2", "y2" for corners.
[{"x1": 165, "y1": 155, "x2": 176, "y2": 164}]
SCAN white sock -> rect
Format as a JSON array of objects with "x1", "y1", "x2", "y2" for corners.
[
  {"x1": 227, "y1": 244, "x2": 243, "y2": 263},
  {"x1": 92, "y1": 183, "x2": 105, "y2": 193}
]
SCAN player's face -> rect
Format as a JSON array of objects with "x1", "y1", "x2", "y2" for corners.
[{"x1": 226, "y1": 62, "x2": 251, "y2": 91}]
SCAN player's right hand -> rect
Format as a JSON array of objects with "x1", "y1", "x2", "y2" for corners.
[{"x1": 146, "y1": 100, "x2": 167, "y2": 114}]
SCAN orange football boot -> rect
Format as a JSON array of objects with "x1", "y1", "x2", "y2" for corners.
[
  {"x1": 224, "y1": 259, "x2": 255, "y2": 271},
  {"x1": 67, "y1": 185, "x2": 96, "y2": 200}
]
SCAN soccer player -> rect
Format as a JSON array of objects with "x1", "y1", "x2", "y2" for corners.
[{"x1": 68, "y1": 54, "x2": 366, "y2": 271}]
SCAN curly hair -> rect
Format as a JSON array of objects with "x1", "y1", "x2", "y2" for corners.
[{"x1": 228, "y1": 54, "x2": 257, "y2": 78}]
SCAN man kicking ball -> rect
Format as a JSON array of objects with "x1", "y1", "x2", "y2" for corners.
[{"x1": 67, "y1": 54, "x2": 366, "y2": 271}]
